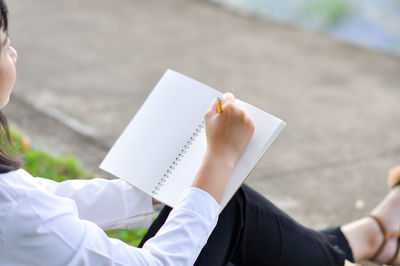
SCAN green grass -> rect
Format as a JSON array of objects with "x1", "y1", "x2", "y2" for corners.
[
  {"x1": 8, "y1": 128, "x2": 148, "y2": 247},
  {"x1": 106, "y1": 228, "x2": 148, "y2": 247},
  {"x1": 299, "y1": 0, "x2": 355, "y2": 28}
]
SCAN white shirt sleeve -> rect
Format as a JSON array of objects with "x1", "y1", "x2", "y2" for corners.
[
  {"x1": 142, "y1": 187, "x2": 220, "y2": 265},
  {"x1": 0, "y1": 169, "x2": 221, "y2": 266},
  {"x1": 35, "y1": 177, "x2": 154, "y2": 230}
]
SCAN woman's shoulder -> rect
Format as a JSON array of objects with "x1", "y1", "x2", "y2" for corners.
[
  {"x1": 0, "y1": 169, "x2": 31, "y2": 216},
  {"x1": 0, "y1": 168, "x2": 41, "y2": 195},
  {"x1": 0, "y1": 168, "x2": 77, "y2": 217},
  {"x1": 0, "y1": 168, "x2": 32, "y2": 177},
  {"x1": 0, "y1": 167, "x2": 35, "y2": 182}
]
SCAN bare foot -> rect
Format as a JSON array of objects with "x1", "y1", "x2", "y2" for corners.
[{"x1": 370, "y1": 184, "x2": 400, "y2": 264}]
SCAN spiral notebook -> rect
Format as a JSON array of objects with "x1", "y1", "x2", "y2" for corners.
[{"x1": 100, "y1": 70, "x2": 286, "y2": 210}]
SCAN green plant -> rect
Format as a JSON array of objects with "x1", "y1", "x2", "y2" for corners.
[
  {"x1": 8, "y1": 128, "x2": 148, "y2": 247},
  {"x1": 299, "y1": 0, "x2": 355, "y2": 28},
  {"x1": 106, "y1": 228, "x2": 148, "y2": 247}
]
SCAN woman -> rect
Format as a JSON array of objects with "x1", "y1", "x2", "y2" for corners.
[{"x1": 0, "y1": 1, "x2": 399, "y2": 265}]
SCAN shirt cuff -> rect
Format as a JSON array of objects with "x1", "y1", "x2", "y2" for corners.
[
  {"x1": 124, "y1": 183, "x2": 154, "y2": 228},
  {"x1": 100, "y1": 182, "x2": 154, "y2": 230},
  {"x1": 142, "y1": 187, "x2": 221, "y2": 265},
  {"x1": 174, "y1": 187, "x2": 220, "y2": 225}
]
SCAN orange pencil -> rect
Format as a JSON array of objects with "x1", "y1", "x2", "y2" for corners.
[{"x1": 217, "y1": 97, "x2": 223, "y2": 114}]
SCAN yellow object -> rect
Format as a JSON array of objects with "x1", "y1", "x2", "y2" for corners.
[
  {"x1": 217, "y1": 97, "x2": 223, "y2": 114},
  {"x1": 22, "y1": 136, "x2": 31, "y2": 151}
]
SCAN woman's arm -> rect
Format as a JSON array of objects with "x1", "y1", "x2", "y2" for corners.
[
  {"x1": 192, "y1": 93, "x2": 255, "y2": 203},
  {"x1": 35, "y1": 176, "x2": 154, "y2": 230},
  {"x1": 1, "y1": 170, "x2": 219, "y2": 266},
  {"x1": 2, "y1": 93, "x2": 254, "y2": 265}
]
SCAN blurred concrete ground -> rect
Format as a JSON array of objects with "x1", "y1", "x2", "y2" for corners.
[{"x1": 4, "y1": 0, "x2": 400, "y2": 232}]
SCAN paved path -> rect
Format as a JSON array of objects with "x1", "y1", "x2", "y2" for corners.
[{"x1": 4, "y1": 0, "x2": 400, "y2": 232}]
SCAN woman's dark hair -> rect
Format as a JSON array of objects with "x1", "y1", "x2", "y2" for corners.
[{"x1": 0, "y1": 0, "x2": 22, "y2": 173}]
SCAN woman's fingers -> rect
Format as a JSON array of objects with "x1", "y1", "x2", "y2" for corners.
[
  {"x1": 205, "y1": 98, "x2": 219, "y2": 119},
  {"x1": 222, "y1": 92, "x2": 235, "y2": 102},
  {"x1": 222, "y1": 92, "x2": 235, "y2": 110},
  {"x1": 204, "y1": 91, "x2": 255, "y2": 166},
  {"x1": 221, "y1": 94, "x2": 248, "y2": 121},
  {"x1": 206, "y1": 92, "x2": 236, "y2": 116}
]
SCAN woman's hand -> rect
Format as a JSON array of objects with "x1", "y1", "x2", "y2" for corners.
[
  {"x1": 204, "y1": 93, "x2": 255, "y2": 167},
  {"x1": 191, "y1": 93, "x2": 255, "y2": 203}
]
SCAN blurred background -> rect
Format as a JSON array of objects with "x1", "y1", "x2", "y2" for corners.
[
  {"x1": 3, "y1": 0, "x2": 400, "y2": 240},
  {"x1": 211, "y1": 0, "x2": 400, "y2": 55}
]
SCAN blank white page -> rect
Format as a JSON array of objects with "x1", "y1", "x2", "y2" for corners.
[
  {"x1": 219, "y1": 100, "x2": 285, "y2": 209},
  {"x1": 100, "y1": 69, "x2": 285, "y2": 211},
  {"x1": 100, "y1": 70, "x2": 220, "y2": 197},
  {"x1": 157, "y1": 99, "x2": 285, "y2": 209},
  {"x1": 156, "y1": 127, "x2": 208, "y2": 207}
]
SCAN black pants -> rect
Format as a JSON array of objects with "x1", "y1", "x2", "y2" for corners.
[{"x1": 139, "y1": 184, "x2": 354, "y2": 266}]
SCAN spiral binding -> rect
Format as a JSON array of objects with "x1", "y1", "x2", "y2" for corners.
[{"x1": 151, "y1": 120, "x2": 205, "y2": 195}]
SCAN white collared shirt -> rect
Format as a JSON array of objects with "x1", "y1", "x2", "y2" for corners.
[{"x1": 0, "y1": 169, "x2": 220, "y2": 265}]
